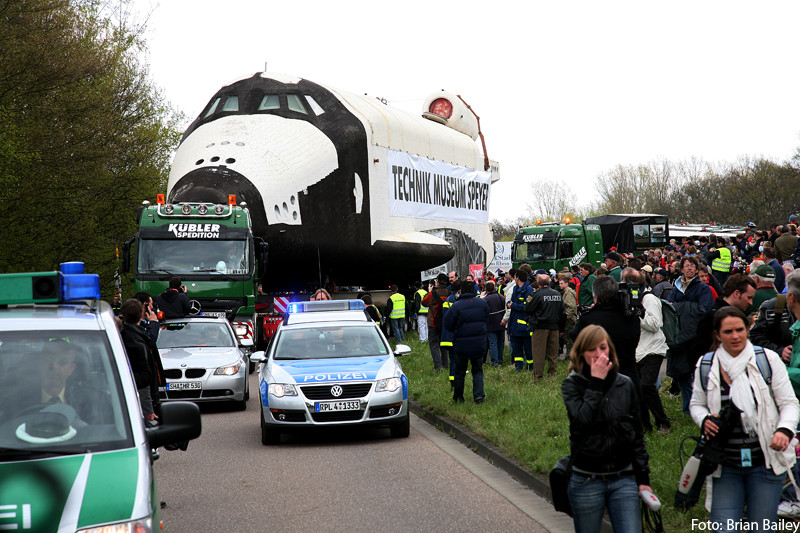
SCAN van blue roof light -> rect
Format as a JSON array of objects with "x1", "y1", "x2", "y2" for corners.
[
  {"x1": 287, "y1": 299, "x2": 366, "y2": 314},
  {"x1": 0, "y1": 262, "x2": 101, "y2": 305}
]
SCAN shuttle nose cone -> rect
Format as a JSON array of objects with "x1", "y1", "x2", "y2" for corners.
[{"x1": 168, "y1": 115, "x2": 339, "y2": 227}]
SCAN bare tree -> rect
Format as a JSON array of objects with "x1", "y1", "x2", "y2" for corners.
[{"x1": 527, "y1": 179, "x2": 578, "y2": 221}]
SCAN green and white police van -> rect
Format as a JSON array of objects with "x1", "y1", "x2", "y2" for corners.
[{"x1": 0, "y1": 262, "x2": 201, "y2": 532}]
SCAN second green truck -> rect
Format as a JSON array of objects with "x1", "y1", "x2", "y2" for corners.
[{"x1": 511, "y1": 214, "x2": 669, "y2": 272}]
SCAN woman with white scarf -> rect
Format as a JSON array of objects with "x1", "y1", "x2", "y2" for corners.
[{"x1": 690, "y1": 306, "x2": 800, "y2": 531}]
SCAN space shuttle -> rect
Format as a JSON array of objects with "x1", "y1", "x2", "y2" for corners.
[{"x1": 167, "y1": 72, "x2": 499, "y2": 290}]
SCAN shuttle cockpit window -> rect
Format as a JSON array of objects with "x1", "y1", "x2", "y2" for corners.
[
  {"x1": 222, "y1": 95, "x2": 239, "y2": 112},
  {"x1": 304, "y1": 95, "x2": 325, "y2": 116},
  {"x1": 258, "y1": 94, "x2": 280, "y2": 110},
  {"x1": 203, "y1": 97, "x2": 221, "y2": 118},
  {"x1": 286, "y1": 94, "x2": 308, "y2": 114}
]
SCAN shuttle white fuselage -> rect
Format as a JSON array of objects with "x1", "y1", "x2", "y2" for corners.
[{"x1": 167, "y1": 73, "x2": 498, "y2": 289}]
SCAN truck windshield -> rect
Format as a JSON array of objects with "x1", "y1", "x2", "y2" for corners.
[
  {"x1": 138, "y1": 239, "x2": 250, "y2": 276},
  {"x1": 515, "y1": 242, "x2": 556, "y2": 261},
  {"x1": 0, "y1": 331, "x2": 133, "y2": 456}
]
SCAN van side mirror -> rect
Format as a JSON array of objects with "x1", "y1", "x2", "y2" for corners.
[{"x1": 146, "y1": 401, "x2": 202, "y2": 449}]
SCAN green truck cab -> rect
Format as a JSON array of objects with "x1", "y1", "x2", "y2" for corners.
[
  {"x1": 512, "y1": 223, "x2": 604, "y2": 272},
  {"x1": 511, "y1": 214, "x2": 669, "y2": 272},
  {"x1": 123, "y1": 196, "x2": 268, "y2": 359},
  {"x1": 0, "y1": 262, "x2": 201, "y2": 532}
]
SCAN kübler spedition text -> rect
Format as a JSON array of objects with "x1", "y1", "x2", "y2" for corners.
[{"x1": 391, "y1": 165, "x2": 489, "y2": 211}]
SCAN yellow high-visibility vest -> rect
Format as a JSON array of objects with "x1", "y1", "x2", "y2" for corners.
[
  {"x1": 389, "y1": 293, "x2": 406, "y2": 319},
  {"x1": 416, "y1": 289, "x2": 428, "y2": 314},
  {"x1": 711, "y1": 247, "x2": 731, "y2": 272}
]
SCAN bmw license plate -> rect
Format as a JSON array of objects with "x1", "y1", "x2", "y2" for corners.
[
  {"x1": 167, "y1": 382, "x2": 201, "y2": 391},
  {"x1": 315, "y1": 401, "x2": 360, "y2": 412}
]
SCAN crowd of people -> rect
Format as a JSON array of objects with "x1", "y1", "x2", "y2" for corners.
[{"x1": 396, "y1": 218, "x2": 800, "y2": 532}]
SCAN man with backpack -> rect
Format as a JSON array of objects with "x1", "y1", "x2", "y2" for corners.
[
  {"x1": 422, "y1": 273, "x2": 451, "y2": 373},
  {"x1": 752, "y1": 270, "x2": 800, "y2": 385}
]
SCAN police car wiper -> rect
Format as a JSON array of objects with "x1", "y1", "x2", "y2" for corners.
[{"x1": 0, "y1": 447, "x2": 85, "y2": 459}]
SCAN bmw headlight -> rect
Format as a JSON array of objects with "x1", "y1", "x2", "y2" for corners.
[
  {"x1": 77, "y1": 517, "x2": 153, "y2": 532},
  {"x1": 269, "y1": 383, "x2": 298, "y2": 397},
  {"x1": 214, "y1": 364, "x2": 241, "y2": 376},
  {"x1": 375, "y1": 377, "x2": 402, "y2": 393}
]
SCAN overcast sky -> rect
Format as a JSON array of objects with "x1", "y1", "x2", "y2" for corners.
[{"x1": 133, "y1": 0, "x2": 800, "y2": 223}]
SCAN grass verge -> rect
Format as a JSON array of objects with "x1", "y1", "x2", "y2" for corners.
[{"x1": 396, "y1": 333, "x2": 710, "y2": 532}]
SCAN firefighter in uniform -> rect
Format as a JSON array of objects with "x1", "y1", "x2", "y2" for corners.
[
  {"x1": 413, "y1": 280, "x2": 429, "y2": 342},
  {"x1": 386, "y1": 285, "x2": 406, "y2": 342},
  {"x1": 440, "y1": 280, "x2": 460, "y2": 387},
  {"x1": 507, "y1": 270, "x2": 534, "y2": 371}
]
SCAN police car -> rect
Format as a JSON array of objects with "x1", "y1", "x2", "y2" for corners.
[
  {"x1": 0, "y1": 262, "x2": 201, "y2": 532},
  {"x1": 251, "y1": 299, "x2": 410, "y2": 444}
]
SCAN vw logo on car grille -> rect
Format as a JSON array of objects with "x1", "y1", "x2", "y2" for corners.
[{"x1": 330, "y1": 385, "x2": 343, "y2": 397}]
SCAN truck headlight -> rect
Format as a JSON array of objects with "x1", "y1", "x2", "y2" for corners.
[
  {"x1": 214, "y1": 364, "x2": 241, "y2": 376},
  {"x1": 269, "y1": 383, "x2": 298, "y2": 397},
  {"x1": 375, "y1": 377, "x2": 402, "y2": 393}
]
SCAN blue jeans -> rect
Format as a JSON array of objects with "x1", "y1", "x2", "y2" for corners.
[
  {"x1": 710, "y1": 465, "x2": 785, "y2": 531},
  {"x1": 568, "y1": 473, "x2": 641, "y2": 533},
  {"x1": 487, "y1": 330, "x2": 504, "y2": 365},
  {"x1": 390, "y1": 318, "x2": 404, "y2": 341},
  {"x1": 509, "y1": 334, "x2": 531, "y2": 371},
  {"x1": 453, "y1": 352, "x2": 485, "y2": 401}
]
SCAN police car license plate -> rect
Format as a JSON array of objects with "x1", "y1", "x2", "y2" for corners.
[
  {"x1": 315, "y1": 401, "x2": 360, "y2": 412},
  {"x1": 167, "y1": 382, "x2": 201, "y2": 391}
]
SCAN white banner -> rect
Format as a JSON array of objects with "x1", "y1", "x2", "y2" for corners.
[
  {"x1": 420, "y1": 263, "x2": 448, "y2": 281},
  {"x1": 487, "y1": 242, "x2": 512, "y2": 272},
  {"x1": 388, "y1": 149, "x2": 490, "y2": 224}
]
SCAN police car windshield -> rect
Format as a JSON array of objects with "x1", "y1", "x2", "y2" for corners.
[
  {"x1": 138, "y1": 239, "x2": 249, "y2": 276},
  {"x1": 0, "y1": 331, "x2": 133, "y2": 456},
  {"x1": 157, "y1": 322, "x2": 236, "y2": 349},
  {"x1": 274, "y1": 326, "x2": 387, "y2": 359}
]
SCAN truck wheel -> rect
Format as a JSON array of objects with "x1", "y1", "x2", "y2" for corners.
[
  {"x1": 260, "y1": 408, "x2": 281, "y2": 445},
  {"x1": 389, "y1": 414, "x2": 410, "y2": 438}
]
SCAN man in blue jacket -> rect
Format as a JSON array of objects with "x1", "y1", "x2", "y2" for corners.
[
  {"x1": 440, "y1": 280, "x2": 460, "y2": 388},
  {"x1": 445, "y1": 282, "x2": 490, "y2": 403},
  {"x1": 667, "y1": 255, "x2": 714, "y2": 414},
  {"x1": 506, "y1": 270, "x2": 534, "y2": 371}
]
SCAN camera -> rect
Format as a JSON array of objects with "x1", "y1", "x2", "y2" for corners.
[
  {"x1": 675, "y1": 402, "x2": 741, "y2": 509},
  {"x1": 618, "y1": 282, "x2": 644, "y2": 317}
]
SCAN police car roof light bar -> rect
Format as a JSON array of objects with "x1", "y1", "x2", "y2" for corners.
[
  {"x1": 0, "y1": 262, "x2": 101, "y2": 305},
  {"x1": 287, "y1": 299, "x2": 366, "y2": 314}
]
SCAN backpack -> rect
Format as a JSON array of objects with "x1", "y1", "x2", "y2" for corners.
[
  {"x1": 660, "y1": 299, "x2": 679, "y2": 345},
  {"x1": 698, "y1": 346, "x2": 771, "y2": 392}
]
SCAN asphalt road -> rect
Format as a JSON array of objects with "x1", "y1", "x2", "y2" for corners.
[{"x1": 155, "y1": 373, "x2": 574, "y2": 533}]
